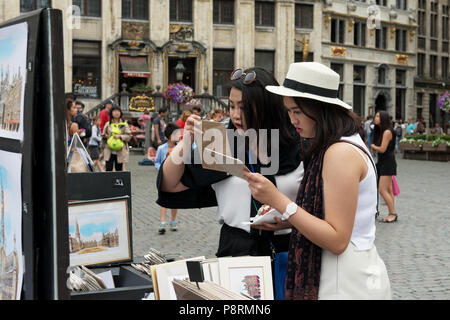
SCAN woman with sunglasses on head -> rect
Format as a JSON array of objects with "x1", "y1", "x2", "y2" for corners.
[
  {"x1": 243, "y1": 62, "x2": 391, "y2": 300},
  {"x1": 157, "y1": 67, "x2": 306, "y2": 258},
  {"x1": 371, "y1": 110, "x2": 398, "y2": 223}
]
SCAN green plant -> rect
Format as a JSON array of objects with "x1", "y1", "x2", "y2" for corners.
[{"x1": 130, "y1": 84, "x2": 153, "y2": 92}]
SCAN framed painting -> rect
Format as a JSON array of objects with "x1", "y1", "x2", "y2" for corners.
[
  {"x1": 0, "y1": 22, "x2": 27, "y2": 141},
  {"x1": 68, "y1": 197, "x2": 131, "y2": 267},
  {"x1": 0, "y1": 150, "x2": 23, "y2": 300},
  {"x1": 218, "y1": 256, "x2": 274, "y2": 300}
]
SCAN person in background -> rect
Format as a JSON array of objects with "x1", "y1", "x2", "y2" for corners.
[
  {"x1": 192, "y1": 105, "x2": 202, "y2": 117},
  {"x1": 65, "y1": 95, "x2": 79, "y2": 148},
  {"x1": 430, "y1": 122, "x2": 444, "y2": 135},
  {"x1": 394, "y1": 120, "x2": 403, "y2": 153},
  {"x1": 99, "y1": 99, "x2": 113, "y2": 134},
  {"x1": 406, "y1": 119, "x2": 416, "y2": 135},
  {"x1": 176, "y1": 110, "x2": 192, "y2": 140},
  {"x1": 141, "y1": 109, "x2": 152, "y2": 127},
  {"x1": 155, "y1": 123, "x2": 181, "y2": 234},
  {"x1": 176, "y1": 110, "x2": 192, "y2": 129},
  {"x1": 211, "y1": 109, "x2": 224, "y2": 122},
  {"x1": 73, "y1": 100, "x2": 92, "y2": 146},
  {"x1": 151, "y1": 107, "x2": 168, "y2": 149},
  {"x1": 103, "y1": 105, "x2": 132, "y2": 171},
  {"x1": 416, "y1": 118, "x2": 426, "y2": 134},
  {"x1": 364, "y1": 116, "x2": 373, "y2": 149},
  {"x1": 371, "y1": 111, "x2": 398, "y2": 223},
  {"x1": 202, "y1": 111, "x2": 212, "y2": 121},
  {"x1": 88, "y1": 117, "x2": 104, "y2": 171}
]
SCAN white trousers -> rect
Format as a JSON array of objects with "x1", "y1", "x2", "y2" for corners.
[{"x1": 318, "y1": 242, "x2": 392, "y2": 300}]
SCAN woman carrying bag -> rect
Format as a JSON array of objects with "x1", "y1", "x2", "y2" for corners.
[
  {"x1": 371, "y1": 111, "x2": 398, "y2": 223},
  {"x1": 244, "y1": 62, "x2": 391, "y2": 300},
  {"x1": 103, "y1": 105, "x2": 132, "y2": 171}
]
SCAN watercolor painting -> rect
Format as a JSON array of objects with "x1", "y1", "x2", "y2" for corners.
[
  {"x1": 68, "y1": 199, "x2": 131, "y2": 266},
  {"x1": 228, "y1": 267, "x2": 264, "y2": 300},
  {"x1": 0, "y1": 150, "x2": 23, "y2": 300},
  {"x1": 0, "y1": 22, "x2": 27, "y2": 141}
]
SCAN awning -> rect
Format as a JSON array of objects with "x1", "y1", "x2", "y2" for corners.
[{"x1": 119, "y1": 56, "x2": 151, "y2": 78}]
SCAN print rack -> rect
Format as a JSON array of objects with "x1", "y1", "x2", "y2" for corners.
[{"x1": 0, "y1": 9, "x2": 69, "y2": 299}]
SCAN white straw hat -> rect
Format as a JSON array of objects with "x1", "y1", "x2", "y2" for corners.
[{"x1": 266, "y1": 62, "x2": 352, "y2": 110}]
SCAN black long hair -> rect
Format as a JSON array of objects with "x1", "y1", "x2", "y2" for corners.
[
  {"x1": 293, "y1": 97, "x2": 361, "y2": 156},
  {"x1": 110, "y1": 105, "x2": 123, "y2": 122},
  {"x1": 227, "y1": 67, "x2": 297, "y2": 153},
  {"x1": 373, "y1": 110, "x2": 394, "y2": 146}
]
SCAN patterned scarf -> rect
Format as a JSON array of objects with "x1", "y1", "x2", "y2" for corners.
[{"x1": 285, "y1": 147, "x2": 326, "y2": 300}]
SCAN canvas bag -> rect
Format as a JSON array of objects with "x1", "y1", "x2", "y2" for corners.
[{"x1": 107, "y1": 122, "x2": 126, "y2": 151}]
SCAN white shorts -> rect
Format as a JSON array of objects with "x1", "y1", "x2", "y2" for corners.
[{"x1": 318, "y1": 242, "x2": 392, "y2": 300}]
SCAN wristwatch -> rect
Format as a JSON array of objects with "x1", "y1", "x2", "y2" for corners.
[{"x1": 281, "y1": 202, "x2": 298, "y2": 221}]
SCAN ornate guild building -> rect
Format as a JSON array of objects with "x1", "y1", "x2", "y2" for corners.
[{"x1": 1, "y1": 0, "x2": 448, "y2": 126}]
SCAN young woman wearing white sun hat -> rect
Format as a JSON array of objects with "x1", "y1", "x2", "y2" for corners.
[{"x1": 243, "y1": 62, "x2": 391, "y2": 300}]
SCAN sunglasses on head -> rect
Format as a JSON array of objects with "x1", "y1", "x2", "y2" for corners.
[{"x1": 230, "y1": 69, "x2": 257, "y2": 85}]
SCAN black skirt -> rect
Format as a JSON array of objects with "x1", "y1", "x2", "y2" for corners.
[
  {"x1": 216, "y1": 223, "x2": 290, "y2": 258},
  {"x1": 377, "y1": 153, "x2": 397, "y2": 176},
  {"x1": 88, "y1": 145, "x2": 100, "y2": 160}
]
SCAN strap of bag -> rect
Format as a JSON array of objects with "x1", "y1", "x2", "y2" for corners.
[{"x1": 338, "y1": 139, "x2": 379, "y2": 218}]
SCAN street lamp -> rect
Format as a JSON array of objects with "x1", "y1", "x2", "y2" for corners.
[{"x1": 175, "y1": 60, "x2": 186, "y2": 82}]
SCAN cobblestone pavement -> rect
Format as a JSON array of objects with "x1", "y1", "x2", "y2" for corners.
[{"x1": 128, "y1": 151, "x2": 450, "y2": 300}]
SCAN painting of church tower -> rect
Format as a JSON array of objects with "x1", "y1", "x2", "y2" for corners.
[{"x1": 0, "y1": 173, "x2": 19, "y2": 300}]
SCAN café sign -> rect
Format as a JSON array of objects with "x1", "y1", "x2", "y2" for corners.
[{"x1": 128, "y1": 95, "x2": 155, "y2": 112}]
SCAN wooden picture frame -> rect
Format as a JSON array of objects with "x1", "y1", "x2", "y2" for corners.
[
  {"x1": 68, "y1": 197, "x2": 132, "y2": 267},
  {"x1": 218, "y1": 256, "x2": 274, "y2": 300}
]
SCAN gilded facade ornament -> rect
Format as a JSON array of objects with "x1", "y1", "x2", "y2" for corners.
[
  {"x1": 122, "y1": 22, "x2": 149, "y2": 40},
  {"x1": 324, "y1": 15, "x2": 332, "y2": 29},
  {"x1": 331, "y1": 46, "x2": 346, "y2": 57},
  {"x1": 396, "y1": 54, "x2": 408, "y2": 64},
  {"x1": 170, "y1": 25, "x2": 194, "y2": 42},
  {"x1": 301, "y1": 35, "x2": 310, "y2": 62},
  {"x1": 348, "y1": 19, "x2": 355, "y2": 33},
  {"x1": 390, "y1": 27, "x2": 396, "y2": 39}
]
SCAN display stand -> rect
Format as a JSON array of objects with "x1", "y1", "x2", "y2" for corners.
[
  {"x1": 70, "y1": 265, "x2": 152, "y2": 300},
  {"x1": 67, "y1": 171, "x2": 155, "y2": 299},
  {"x1": 0, "y1": 9, "x2": 69, "y2": 300}
]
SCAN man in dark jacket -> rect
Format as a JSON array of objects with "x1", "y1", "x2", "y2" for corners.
[{"x1": 73, "y1": 101, "x2": 92, "y2": 146}]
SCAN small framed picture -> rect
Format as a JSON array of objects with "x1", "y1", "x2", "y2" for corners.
[
  {"x1": 151, "y1": 256, "x2": 206, "y2": 300},
  {"x1": 68, "y1": 197, "x2": 132, "y2": 267},
  {"x1": 218, "y1": 256, "x2": 274, "y2": 300}
]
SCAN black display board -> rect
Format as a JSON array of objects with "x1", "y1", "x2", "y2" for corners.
[
  {"x1": 67, "y1": 171, "x2": 133, "y2": 268},
  {"x1": 0, "y1": 9, "x2": 68, "y2": 300}
]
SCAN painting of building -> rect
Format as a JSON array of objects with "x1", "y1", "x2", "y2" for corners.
[
  {"x1": 0, "y1": 68, "x2": 23, "y2": 132},
  {"x1": 0, "y1": 22, "x2": 27, "y2": 141},
  {"x1": 69, "y1": 219, "x2": 119, "y2": 255},
  {"x1": 0, "y1": 153, "x2": 22, "y2": 300},
  {"x1": 241, "y1": 275, "x2": 262, "y2": 300}
]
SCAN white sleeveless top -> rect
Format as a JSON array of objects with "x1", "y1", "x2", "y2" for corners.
[
  {"x1": 211, "y1": 162, "x2": 304, "y2": 235},
  {"x1": 340, "y1": 134, "x2": 378, "y2": 251}
]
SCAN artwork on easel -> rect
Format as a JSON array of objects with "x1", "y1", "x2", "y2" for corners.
[
  {"x1": 0, "y1": 22, "x2": 27, "y2": 141},
  {"x1": 0, "y1": 150, "x2": 23, "y2": 300},
  {"x1": 67, "y1": 133, "x2": 94, "y2": 173}
]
